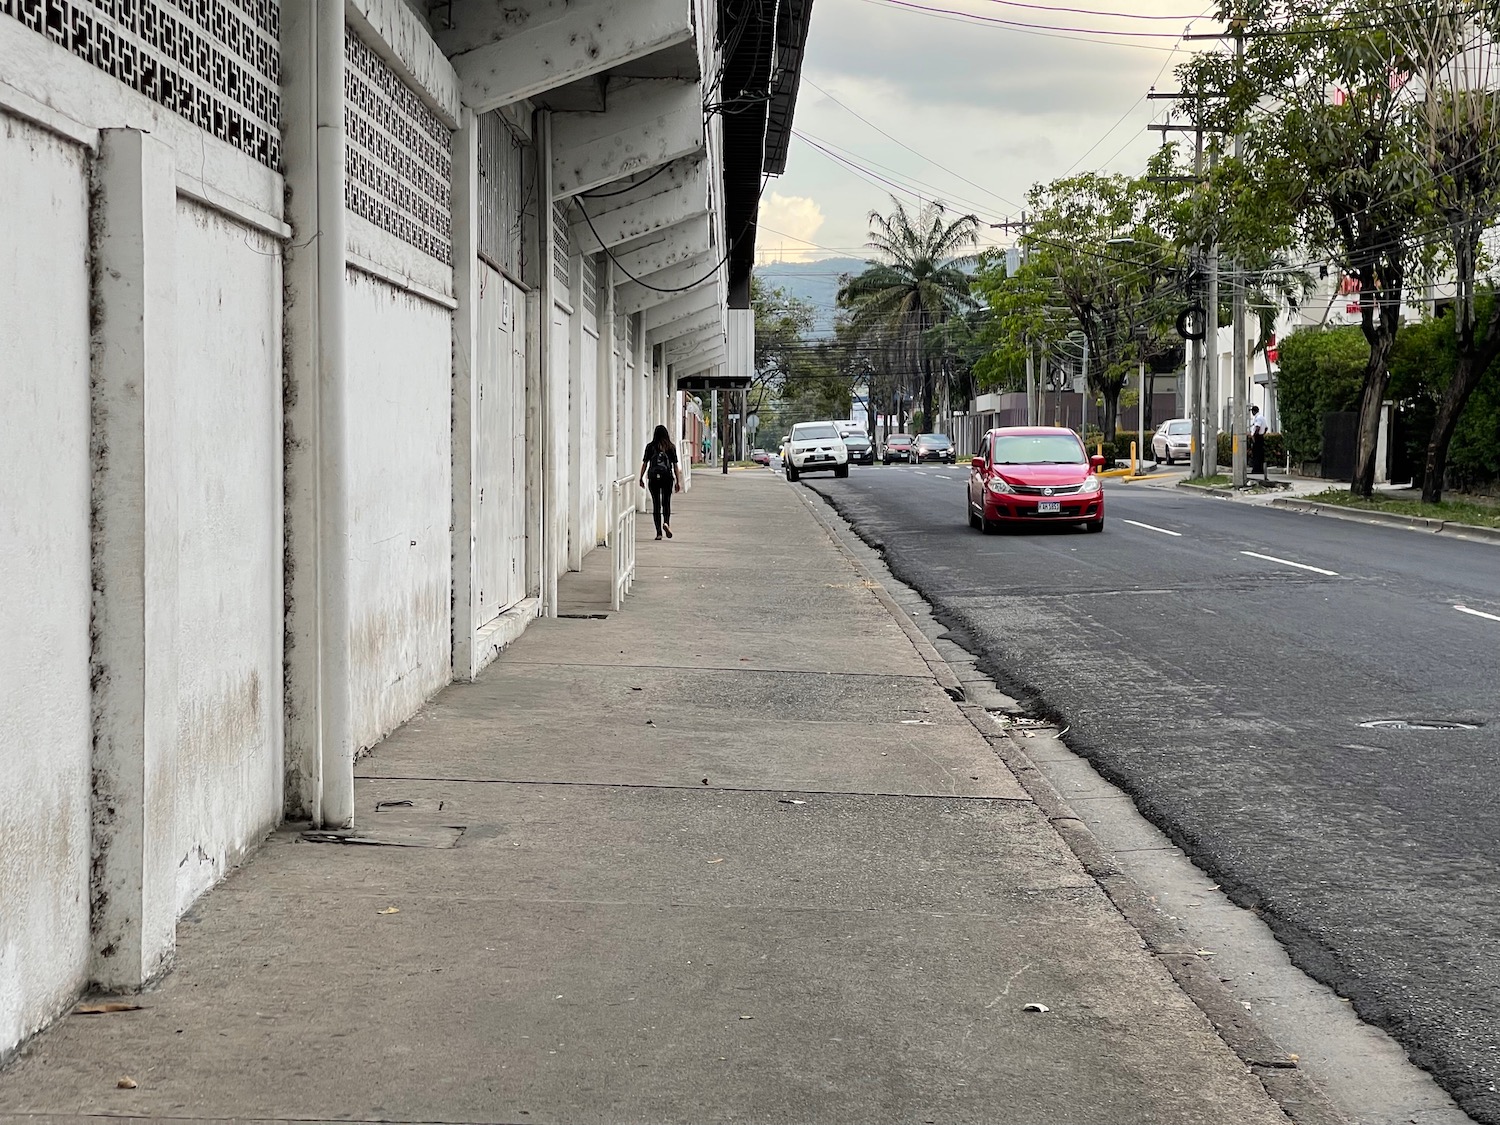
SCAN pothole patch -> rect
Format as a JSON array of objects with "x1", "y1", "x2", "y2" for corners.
[{"x1": 1358, "y1": 718, "x2": 1481, "y2": 732}]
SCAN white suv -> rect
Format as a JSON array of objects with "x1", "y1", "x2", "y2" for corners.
[{"x1": 784, "y1": 421, "x2": 849, "y2": 481}]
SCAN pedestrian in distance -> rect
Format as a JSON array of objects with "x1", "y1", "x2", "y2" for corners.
[
  {"x1": 639, "y1": 424, "x2": 683, "y2": 540},
  {"x1": 1249, "y1": 404, "x2": 1269, "y2": 479}
]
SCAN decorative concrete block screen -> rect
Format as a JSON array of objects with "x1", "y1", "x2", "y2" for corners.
[
  {"x1": 344, "y1": 27, "x2": 452, "y2": 265},
  {"x1": 2, "y1": 0, "x2": 281, "y2": 168},
  {"x1": 551, "y1": 202, "x2": 571, "y2": 291},
  {"x1": 581, "y1": 252, "x2": 598, "y2": 319}
]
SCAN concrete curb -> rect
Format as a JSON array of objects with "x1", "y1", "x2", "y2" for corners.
[
  {"x1": 796, "y1": 485, "x2": 1349, "y2": 1125},
  {"x1": 1177, "y1": 481, "x2": 1242, "y2": 499},
  {"x1": 1271, "y1": 497, "x2": 1500, "y2": 545}
]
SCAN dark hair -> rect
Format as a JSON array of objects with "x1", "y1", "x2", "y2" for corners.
[{"x1": 652, "y1": 424, "x2": 676, "y2": 452}]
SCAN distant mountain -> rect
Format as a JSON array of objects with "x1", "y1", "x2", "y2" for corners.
[{"x1": 754, "y1": 257, "x2": 867, "y2": 338}]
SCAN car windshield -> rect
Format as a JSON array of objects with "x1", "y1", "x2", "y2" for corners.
[
  {"x1": 1167, "y1": 421, "x2": 1191, "y2": 436},
  {"x1": 843, "y1": 434, "x2": 870, "y2": 445},
  {"x1": 888, "y1": 434, "x2": 912, "y2": 443},
  {"x1": 992, "y1": 434, "x2": 1086, "y2": 465},
  {"x1": 919, "y1": 435, "x2": 951, "y2": 447},
  {"x1": 792, "y1": 423, "x2": 839, "y2": 440}
]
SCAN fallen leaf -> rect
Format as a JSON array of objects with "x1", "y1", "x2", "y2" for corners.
[
  {"x1": 778, "y1": 799, "x2": 806, "y2": 805},
  {"x1": 378, "y1": 907, "x2": 401, "y2": 915},
  {"x1": 75, "y1": 1002, "x2": 143, "y2": 1015},
  {"x1": 116, "y1": 1077, "x2": 138, "y2": 1089},
  {"x1": 707, "y1": 858, "x2": 725, "y2": 864},
  {"x1": 701, "y1": 777, "x2": 709, "y2": 785},
  {"x1": 738, "y1": 1015, "x2": 753, "y2": 1020},
  {"x1": 1196, "y1": 949, "x2": 1217, "y2": 958},
  {"x1": 1021, "y1": 1003, "x2": 1050, "y2": 1013}
]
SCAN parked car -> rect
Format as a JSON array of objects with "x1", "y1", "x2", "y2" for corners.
[
  {"x1": 784, "y1": 421, "x2": 849, "y2": 481},
  {"x1": 967, "y1": 426, "x2": 1106, "y2": 533},
  {"x1": 750, "y1": 449, "x2": 772, "y2": 466},
  {"x1": 882, "y1": 433, "x2": 914, "y2": 464},
  {"x1": 841, "y1": 430, "x2": 876, "y2": 465},
  {"x1": 1152, "y1": 418, "x2": 1192, "y2": 465},
  {"x1": 909, "y1": 433, "x2": 955, "y2": 464}
]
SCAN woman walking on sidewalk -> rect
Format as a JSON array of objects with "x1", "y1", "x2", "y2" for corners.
[{"x1": 639, "y1": 424, "x2": 683, "y2": 540}]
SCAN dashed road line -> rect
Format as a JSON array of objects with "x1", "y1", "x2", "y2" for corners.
[
  {"x1": 1454, "y1": 604, "x2": 1500, "y2": 623},
  {"x1": 1240, "y1": 550, "x2": 1339, "y2": 576},
  {"x1": 1120, "y1": 518, "x2": 1182, "y2": 537}
]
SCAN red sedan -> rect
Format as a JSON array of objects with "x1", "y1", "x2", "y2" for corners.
[{"x1": 967, "y1": 427, "x2": 1106, "y2": 533}]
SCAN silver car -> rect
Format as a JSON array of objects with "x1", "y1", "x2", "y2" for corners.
[{"x1": 1152, "y1": 418, "x2": 1193, "y2": 465}]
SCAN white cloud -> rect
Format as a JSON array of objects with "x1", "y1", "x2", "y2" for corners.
[
  {"x1": 763, "y1": 0, "x2": 1218, "y2": 257},
  {"x1": 756, "y1": 192, "x2": 831, "y2": 262}
]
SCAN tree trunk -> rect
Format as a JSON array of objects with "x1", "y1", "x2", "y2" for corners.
[
  {"x1": 1101, "y1": 385, "x2": 1121, "y2": 443},
  {"x1": 1350, "y1": 330, "x2": 1394, "y2": 497},
  {"x1": 1421, "y1": 300, "x2": 1500, "y2": 503},
  {"x1": 920, "y1": 353, "x2": 935, "y2": 434}
]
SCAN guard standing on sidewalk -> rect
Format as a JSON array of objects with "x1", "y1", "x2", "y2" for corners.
[{"x1": 1249, "y1": 405, "x2": 1269, "y2": 479}]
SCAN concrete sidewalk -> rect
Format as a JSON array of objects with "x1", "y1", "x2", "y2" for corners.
[{"x1": 1, "y1": 471, "x2": 1299, "y2": 1125}]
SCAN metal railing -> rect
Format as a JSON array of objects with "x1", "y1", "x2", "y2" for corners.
[{"x1": 610, "y1": 475, "x2": 637, "y2": 611}]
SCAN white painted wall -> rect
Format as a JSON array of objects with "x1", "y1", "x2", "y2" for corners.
[
  {"x1": 0, "y1": 113, "x2": 93, "y2": 1056},
  {"x1": 172, "y1": 200, "x2": 285, "y2": 911},
  {"x1": 345, "y1": 271, "x2": 455, "y2": 752}
]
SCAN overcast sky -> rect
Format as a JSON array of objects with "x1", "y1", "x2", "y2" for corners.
[{"x1": 756, "y1": 0, "x2": 1226, "y2": 272}]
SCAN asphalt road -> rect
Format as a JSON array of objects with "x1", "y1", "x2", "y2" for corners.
[{"x1": 802, "y1": 462, "x2": 1500, "y2": 1125}]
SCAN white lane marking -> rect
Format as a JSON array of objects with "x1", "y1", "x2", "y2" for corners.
[
  {"x1": 1455, "y1": 604, "x2": 1500, "y2": 623},
  {"x1": 913, "y1": 470, "x2": 929, "y2": 476},
  {"x1": 1240, "y1": 550, "x2": 1339, "y2": 576},
  {"x1": 1120, "y1": 518, "x2": 1182, "y2": 537}
]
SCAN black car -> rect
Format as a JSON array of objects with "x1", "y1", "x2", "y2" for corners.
[
  {"x1": 841, "y1": 431, "x2": 876, "y2": 465},
  {"x1": 909, "y1": 433, "x2": 954, "y2": 464}
]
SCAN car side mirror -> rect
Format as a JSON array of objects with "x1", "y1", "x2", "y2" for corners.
[
  {"x1": 1090, "y1": 455, "x2": 1106, "y2": 470},
  {"x1": 971, "y1": 456, "x2": 985, "y2": 470}
]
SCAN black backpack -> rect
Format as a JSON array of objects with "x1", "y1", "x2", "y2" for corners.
[{"x1": 650, "y1": 443, "x2": 672, "y2": 477}]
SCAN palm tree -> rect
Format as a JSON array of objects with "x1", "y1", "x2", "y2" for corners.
[{"x1": 838, "y1": 198, "x2": 980, "y2": 432}]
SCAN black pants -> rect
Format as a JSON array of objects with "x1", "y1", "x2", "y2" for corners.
[
  {"x1": 1250, "y1": 432, "x2": 1266, "y2": 476},
  {"x1": 648, "y1": 474, "x2": 673, "y2": 534}
]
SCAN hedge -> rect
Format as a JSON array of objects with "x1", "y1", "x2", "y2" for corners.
[{"x1": 1215, "y1": 431, "x2": 1286, "y2": 469}]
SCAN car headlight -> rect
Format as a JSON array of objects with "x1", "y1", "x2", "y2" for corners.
[
  {"x1": 987, "y1": 477, "x2": 1015, "y2": 495},
  {"x1": 1078, "y1": 475, "x2": 1101, "y2": 494}
]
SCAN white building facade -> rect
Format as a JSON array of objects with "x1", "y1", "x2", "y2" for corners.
[{"x1": 0, "y1": 0, "x2": 810, "y2": 1059}]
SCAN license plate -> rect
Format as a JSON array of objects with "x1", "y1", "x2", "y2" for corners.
[{"x1": 1037, "y1": 501, "x2": 1061, "y2": 514}]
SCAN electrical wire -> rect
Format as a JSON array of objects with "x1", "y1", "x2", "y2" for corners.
[
  {"x1": 801, "y1": 77, "x2": 1024, "y2": 211},
  {"x1": 795, "y1": 130, "x2": 1013, "y2": 222},
  {"x1": 856, "y1": 0, "x2": 1199, "y2": 51}
]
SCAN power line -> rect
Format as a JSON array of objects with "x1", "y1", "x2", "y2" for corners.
[
  {"x1": 801, "y1": 77, "x2": 1024, "y2": 211},
  {"x1": 857, "y1": 0, "x2": 1203, "y2": 51}
]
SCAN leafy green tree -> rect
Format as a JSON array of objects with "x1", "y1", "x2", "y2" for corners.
[
  {"x1": 970, "y1": 251, "x2": 1072, "y2": 395},
  {"x1": 1178, "y1": 0, "x2": 1435, "y2": 496},
  {"x1": 1274, "y1": 324, "x2": 1369, "y2": 466},
  {"x1": 1011, "y1": 172, "x2": 1186, "y2": 440},
  {"x1": 749, "y1": 276, "x2": 815, "y2": 412},
  {"x1": 1401, "y1": 7, "x2": 1500, "y2": 499},
  {"x1": 839, "y1": 197, "x2": 980, "y2": 431}
]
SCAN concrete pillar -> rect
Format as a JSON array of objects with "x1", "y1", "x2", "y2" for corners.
[
  {"x1": 596, "y1": 256, "x2": 616, "y2": 545},
  {"x1": 523, "y1": 115, "x2": 548, "y2": 607},
  {"x1": 89, "y1": 128, "x2": 180, "y2": 990},
  {"x1": 450, "y1": 108, "x2": 481, "y2": 681},
  {"x1": 281, "y1": 0, "x2": 353, "y2": 827},
  {"x1": 567, "y1": 248, "x2": 586, "y2": 571}
]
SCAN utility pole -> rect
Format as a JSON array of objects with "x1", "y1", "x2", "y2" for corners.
[
  {"x1": 1229, "y1": 28, "x2": 1249, "y2": 488},
  {"x1": 1148, "y1": 89, "x2": 1220, "y2": 478},
  {"x1": 1204, "y1": 147, "x2": 1220, "y2": 477},
  {"x1": 1024, "y1": 340, "x2": 1036, "y2": 425}
]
